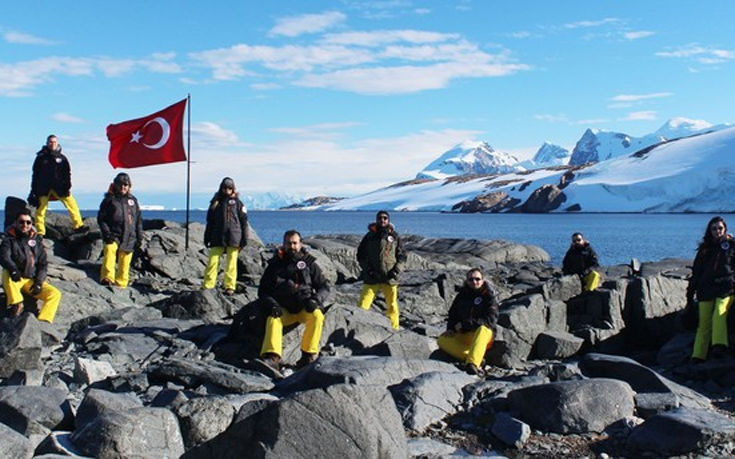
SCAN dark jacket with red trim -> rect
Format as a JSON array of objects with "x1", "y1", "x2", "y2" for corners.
[
  {"x1": 357, "y1": 222, "x2": 406, "y2": 285},
  {"x1": 0, "y1": 227, "x2": 48, "y2": 282},
  {"x1": 97, "y1": 187, "x2": 143, "y2": 252},
  {"x1": 446, "y1": 280, "x2": 499, "y2": 333},
  {"x1": 562, "y1": 242, "x2": 599, "y2": 276},
  {"x1": 687, "y1": 236, "x2": 735, "y2": 302},
  {"x1": 204, "y1": 192, "x2": 248, "y2": 248},
  {"x1": 31, "y1": 145, "x2": 72, "y2": 198},
  {"x1": 258, "y1": 248, "x2": 330, "y2": 313}
]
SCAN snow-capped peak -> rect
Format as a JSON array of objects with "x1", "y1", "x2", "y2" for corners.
[
  {"x1": 654, "y1": 117, "x2": 720, "y2": 139},
  {"x1": 532, "y1": 142, "x2": 570, "y2": 165},
  {"x1": 416, "y1": 140, "x2": 520, "y2": 180}
]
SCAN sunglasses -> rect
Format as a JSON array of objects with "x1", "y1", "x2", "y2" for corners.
[
  {"x1": 17, "y1": 220, "x2": 32, "y2": 225},
  {"x1": 469, "y1": 277, "x2": 483, "y2": 281},
  {"x1": 711, "y1": 226, "x2": 725, "y2": 231}
]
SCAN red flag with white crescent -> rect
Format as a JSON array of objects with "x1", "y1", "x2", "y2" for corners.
[{"x1": 106, "y1": 98, "x2": 187, "y2": 169}]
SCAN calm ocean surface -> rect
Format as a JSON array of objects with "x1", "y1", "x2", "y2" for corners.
[{"x1": 6, "y1": 209, "x2": 725, "y2": 265}]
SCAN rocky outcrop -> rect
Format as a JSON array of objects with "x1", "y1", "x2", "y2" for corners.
[{"x1": 519, "y1": 184, "x2": 566, "y2": 213}]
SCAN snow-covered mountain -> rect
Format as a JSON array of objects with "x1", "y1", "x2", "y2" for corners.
[
  {"x1": 416, "y1": 141, "x2": 520, "y2": 179},
  {"x1": 518, "y1": 142, "x2": 570, "y2": 169},
  {"x1": 321, "y1": 125, "x2": 735, "y2": 213},
  {"x1": 653, "y1": 117, "x2": 729, "y2": 139},
  {"x1": 240, "y1": 192, "x2": 304, "y2": 210}
]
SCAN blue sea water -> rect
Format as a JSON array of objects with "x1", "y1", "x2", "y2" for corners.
[{"x1": 8, "y1": 209, "x2": 722, "y2": 265}]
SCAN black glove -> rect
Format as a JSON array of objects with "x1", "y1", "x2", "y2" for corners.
[
  {"x1": 304, "y1": 297, "x2": 321, "y2": 313},
  {"x1": 460, "y1": 319, "x2": 475, "y2": 332},
  {"x1": 269, "y1": 304, "x2": 283, "y2": 318},
  {"x1": 285, "y1": 279, "x2": 298, "y2": 294},
  {"x1": 9, "y1": 271, "x2": 21, "y2": 282},
  {"x1": 30, "y1": 282, "x2": 42, "y2": 296},
  {"x1": 388, "y1": 267, "x2": 399, "y2": 280},
  {"x1": 27, "y1": 192, "x2": 39, "y2": 207}
]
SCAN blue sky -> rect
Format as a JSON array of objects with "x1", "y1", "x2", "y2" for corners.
[{"x1": 1, "y1": 1, "x2": 733, "y2": 209}]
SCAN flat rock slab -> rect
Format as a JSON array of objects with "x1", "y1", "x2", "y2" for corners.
[
  {"x1": 492, "y1": 412, "x2": 531, "y2": 449},
  {"x1": 175, "y1": 396, "x2": 236, "y2": 449},
  {"x1": 0, "y1": 386, "x2": 73, "y2": 436},
  {"x1": 627, "y1": 407, "x2": 735, "y2": 455},
  {"x1": 0, "y1": 422, "x2": 33, "y2": 459},
  {"x1": 508, "y1": 378, "x2": 635, "y2": 434},
  {"x1": 149, "y1": 357, "x2": 274, "y2": 393},
  {"x1": 74, "y1": 357, "x2": 117, "y2": 385},
  {"x1": 275, "y1": 356, "x2": 459, "y2": 394},
  {"x1": 0, "y1": 315, "x2": 42, "y2": 378},
  {"x1": 75, "y1": 389, "x2": 143, "y2": 430},
  {"x1": 534, "y1": 331, "x2": 584, "y2": 359}
]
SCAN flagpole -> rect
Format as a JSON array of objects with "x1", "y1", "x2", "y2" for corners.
[{"x1": 185, "y1": 93, "x2": 191, "y2": 251}]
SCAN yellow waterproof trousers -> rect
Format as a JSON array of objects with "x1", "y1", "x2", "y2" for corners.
[
  {"x1": 35, "y1": 191, "x2": 84, "y2": 235},
  {"x1": 260, "y1": 309, "x2": 324, "y2": 357},
  {"x1": 358, "y1": 283, "x2": 400, "y2": 330},
  {"x1": 583, "y1": 271, "x2": 601, "y2": 291},
  {"x1": 100, "y1": 242, "x2": 134, "y2": 287},
  {"x1": 437, "y1": 326, "x2": 494, "y2": 367},
  {"x1": 202, "y1": 246, "x2": 239, "y2": 290},
  {"x1": 2, "y1": 270, "x2": 62, "y2": 323},
  {"x1": 692, "y1": 296, "x2": 731, "y2": 360}
]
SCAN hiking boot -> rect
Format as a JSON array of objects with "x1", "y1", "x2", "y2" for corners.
[
  {"x1": 710, "y1": 345, "x2": 729, "y2": 360},
  {"x1": 224, "y1": 288, "x2": 235, "y2": 296},
  {"x1": 261, "y1": 353, "x2": 281, "y2": 372},
  {"x1": 74, "y1": 225, "x2": 90, "y2": 234},
  {"x1": 463, "y1": 362, "x2": 484, "y2": 377},
  {"x1": 295, "y1": 352, "x2": 317, "y2": 369},
  {"x1": 8, "y1": 303, "x2": 24, "y2": 317},
  {"x1": 100, "y1": 278, "x2": 113, "y2": 286}
]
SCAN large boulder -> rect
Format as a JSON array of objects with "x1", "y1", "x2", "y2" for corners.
[
  {"x1": 0, "y1": 421, "x2": 33, "y2": 459},
  {"x1": 71, "y1": 407, "x2": 185, "y2": 459},
  {"x1": 149, "y1": 357, "x2": 274, "y2": 393},
  {"x1": 519, "y1": 184, "x2": 566, "y2": 213},
  {"x1": 75, "y1": 389, "x2": 143, "y2": 430},
  {"x1": 508, "y1": 379, "x2": 635, "y2": 434},
  {"x1": 153, "y1": 289, "x2": 238, "y2": 323},
  {"x1": 174, "y1": 396, "x2": 236, "y2": 449},
  {"x1": 0, "y1": 315, "x2": 43, "y2": 378},
  {"x1": 534, "y1": 331, "x2": 584, "y2": 359},
  {"x1": 0, "y1": 386, "x2": 73, "y2": 436},
  {"x1": 403, "y1": 236, "x2": 549, "y2": 267}
]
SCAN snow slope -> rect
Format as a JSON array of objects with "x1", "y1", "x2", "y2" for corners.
[{"x1": 416, "y1": 141, "x2": 520, "y2": 179}]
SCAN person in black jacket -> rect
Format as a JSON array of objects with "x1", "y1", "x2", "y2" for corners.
[
  {"x1": 202, "y1": 177, "x2": 248, "y2": 295},
  {"x1": 687, "y1": 216, "x2": 735, "y2": 361},
  {"x1": 28, "y1": 134, "x2": 87, "y2": 236},
  {"x1": 562, "y1": 232, "x2": 601, "y2": 291},
  {"x1": 437, "y1": 268, "x2": 499, "y2": 376},
  {"x1": 258, "y1": 230, "x2": 330, "y2": 371},
  {"x1": 1, "y1": 208, "x2": 62, "y2": 322},
  {"x1": 97, "y1": 173, "x2": 142, "y2": 288}
]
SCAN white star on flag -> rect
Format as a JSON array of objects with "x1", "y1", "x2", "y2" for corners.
[{"x1": 130, "y1": 131, "x2": 142, "y2": 143}]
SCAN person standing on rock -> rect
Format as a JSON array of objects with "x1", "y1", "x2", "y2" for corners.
[
  {"x1": 687, "y1": 216, "x2": 734, "y2": 361},
  {"x1": 438, "y1": 268, "x2": 499, "y2": 376},
  {"x1": 258, "y1": 230, "x2": 329, "y2": 371},
  {"x1": 28, "y1": 134, "x2": 87, "y2": 236},
  {"x1": 356, "y1": 210, "x2": 406, "y2": 330},
  {"x1": 1, "y1": 208, "x2": 62, "y2": 322},
  {"x1": 97, "y1": 173, "x2": 142, "y2": 288},
  {"x1": 562, "y1": 232, "x2": 600, "y2": 291},
  {"x1": 202, "y1": 177, "x2": 248, "y2": 296}
]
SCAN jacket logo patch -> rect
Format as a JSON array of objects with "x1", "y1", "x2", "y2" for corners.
[
  {"x1": 474, "y1": 297, "x2": 482, "y2": 305},
  {"x1": 387, "y1": 235, "x2": 394, "y2": 242},
  {"x1": 128, "y1": 199, "x2": 135, "y2": 206},
  {"x1": 296, "y1": 260, "x2": 307, "y2": 270},
  {"x1": 721, "y1": 241, "x2": 730, "y2": 251},
  {"x1": 55, "y1": 157, "x2": 62, "y2": 163},
  {"x1": 28, "y1": 239, "x2": 37, "y2": 247},
  {"x1": 228, "y1": 199, "x2": 235, "y2": 205}
]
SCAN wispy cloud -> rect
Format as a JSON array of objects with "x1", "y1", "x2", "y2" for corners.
[
  {"x1": 620, "y1": 110, "x2": 657, "y2": 121},
  {"x1": 3, "y1": 30, "x2": 57, "y2": 45},
  {"x1": 534, "y1": 114, "x2": 569, "y2": 123},
  {"x1": 52, "y1": 112, "x2": 84, "y2": 123},
  {"x1": 623, "y1": 30, "x2": 655, "y2": 40},
  {"x1": 610, "y1": 92, "x2": 673, "y2": 102},
  {"x1": 656, "y1": 43, "x2": 734, "y2": 65},
  {"x1": 269, "y1": 11, "x2": 346, "y2": 37},
  {"x1": 563, "y1": 18, "x2": 620, "y2": 29},
  {"x1": 414, "y1": 8, "x2": 431, "y2": 15},
  {"x1": 509, "y1": 31, "x2": 532, "y2": 39},
  {"x1": 269, "y1": 122, "x2": 361, "y2": 139},
  {"x1": 321, "y1": 30, "x2": 458, "y2": 47}
]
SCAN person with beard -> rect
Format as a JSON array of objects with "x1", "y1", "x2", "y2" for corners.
[
  {"x1": 258, "y1": 230, "x2": 330, "y2": 370},
  {"x1": 97, "y1": 173, "x2": 142, "y2": 288},
  {"x1": 687, "y1": 216, "x2": 735, "y2": 361},
  {"x1": 202, "y1": 177, "x2": 248, "y2": 295},
  {"x1": 1, "y1": 209, "x2": 62, "y2": 322},
  {"x1": 28, "y1": 134, "x2": 87, "y2": 236},
  {"x1": 437, "y1": 268, "x2": 499, "y2": 376},
  {"x1": 356, "y1": 210, "x2": 406, "y2": 330},
  {"x1": 562, "y1": 232, "x2": 601, "y2": 291}
]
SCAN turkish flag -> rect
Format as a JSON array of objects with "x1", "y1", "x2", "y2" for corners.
[{"x1": 106, "y1": 98, "x2": 187, "y2": 168}]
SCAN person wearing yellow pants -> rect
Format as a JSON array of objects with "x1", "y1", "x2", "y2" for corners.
[
  {"x1": 687, "y1": 216, "x2": 735, "y2": 361},
  {"x1": 202, "y1": 178, "x2": 248, "y2": 295},
  {"x1": 97, "y1": 173, "x2": 142, "y2": 288},
  {"x1": 437, "y1": 268, "x2": 499, "y2": 376},
  {"x1": 562, "y1": 232, "x2": 601, "y2": 292},
  {"x1": 357, "y1": 211, "x2": 406, "y2": 330},
  {"x1": 258, "y1": 230, "x2": 330, "y2": 371},
  {"x1": 1, "y1": 209, "x2": 62, "y2": 323},
  {"x1": 27, "y1": 135, "x2": 87, "y2": 236}
]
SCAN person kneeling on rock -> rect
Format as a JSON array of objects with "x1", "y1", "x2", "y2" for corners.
[
  {"x1": 97, "y1": 173, "x2": 142, "y2": 288},
  {"x1": 438, "y1": 268, "x2": 499, "y2": 376},
  {"x1": 562, "y1": 232, "x2": 601, "y2": 291},
  {"x1": 1, "y1": 208, "x2": 62, "y2": 322},
  {"x1": 258, "y1": 230, "x2": 330, "y2": 371}
]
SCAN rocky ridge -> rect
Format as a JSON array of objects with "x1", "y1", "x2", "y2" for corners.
[{"x1": 0, "y1": 212, "x2": 734, "y2": 457}]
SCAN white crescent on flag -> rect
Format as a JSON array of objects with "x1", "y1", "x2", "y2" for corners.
[{"x1": 142, "y1": 117, "x2": 171, "y2": 149}]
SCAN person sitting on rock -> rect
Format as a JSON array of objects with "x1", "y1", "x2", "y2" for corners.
[
  {"x1": 27, "y1": 134, "x2": 88, "y2": 236},
  {"x1": 356, "y1": 210, "x2": 406, "y2": 330},
  {"x1": 1, "y1": 208, "x2": 62, "y2": 322},
  {"x1": 562, "y1": 232, "x2": 600, "y2": 291},
  {"x1": 202, "y1": 177, "x2": 248, "y2": 296},
  {"x1": 687, "y1": 216, "x2": 734, "y2": 361},
  {"x1": 258, "y1": 230, "x2": 329, "y2": 371},
  {"x1": 437, "y1": 268, "x2": 499, "y2": 376},
  {"x1": 97, "y1": 173, "x2": 142, "y2": 288}
]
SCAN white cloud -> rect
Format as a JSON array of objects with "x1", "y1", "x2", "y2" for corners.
[
  {"x1": 620, "y1": 111, "x2": 657, "y2": 121},
  {"x1": 623, "y1": 30, "x2": 654, "y2": 40},
  {"x1": 563, "y1": 18, "x2": 620, "y2": 29},
  {"x1": 321, "y1": 29, "x2": 459, "y2": 47},
  {"x1": 534, "y1": 114, "x2": 569, "y2": 123},
  {"x1": 509, "y1": 31, "x2": 531, "y2": 39},
  {"x1": 3, "y1": 30, "x2": 57, "y2": 45},
  {"x1": 250, "y1": 82, "x2": 281, "y2": 90},
  {"x1": 269, "y1": 11, "x2": 346, "y2": 37},
  {"x1": 414, "y1": 8, "x2": 431, "y2": 15},
  {"x1": 191, "y1": 122, "x2": 241, "y2": 148},
  {"x1": 656, "y1": 43, "x2": 734, "y2": 65},
  {"x1": 52, "y1": 112, "x2": 85, "y2": 123},
  {"x1": 610, "y1": 92, "x2": 673, "y2": 102},
  {"x1": 269, "y1": 122, "x2": 361, "y2": 139}
]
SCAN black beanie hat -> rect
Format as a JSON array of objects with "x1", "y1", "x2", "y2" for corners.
[
  {"x1": 376, "y1": 210, "x2": 390, "y2": 220},
  {"x1": 220, "y1": 177, "x2": 235, "y2": 190},
  {"x1": 113, "y1": 172, "x2": 131, "y2": 187}
]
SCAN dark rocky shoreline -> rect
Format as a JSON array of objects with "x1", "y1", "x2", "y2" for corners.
[{"x1": 1, "y1": 212, "x2": 734, "y2": 458}]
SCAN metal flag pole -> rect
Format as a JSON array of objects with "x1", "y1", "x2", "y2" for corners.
[{"x1": 185, "y1": 93, "x2": 191, "y2": 251}]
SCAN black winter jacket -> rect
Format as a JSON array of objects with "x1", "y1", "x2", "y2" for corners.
[
  {"x1": 0, "y1": 227, "x2": 48, "y2": 283},
  {"x1": 97, "y1": 190, "x2": 143, "y2": 252},
  {"x1": 204, "y1": 193, "x2": 248, "y2": 248},
  {"x1": 258, "y1": 248, "x2": 330, "y2": 313},
  {"x1": 562, "y1": 243, "x2": 599, "y2": 276},
  {"x1": 687, "y1": 237, "x2": 735, "y2": 302},
  {"x1": 31, "y1": 146, "x2": 72, "y2": 198},
  {"x1": 357, "y1": 223, "x2": 406, "y2": 285},
  {"x1": 446, "y1": 280, "x2": 499, "y2": 333}
]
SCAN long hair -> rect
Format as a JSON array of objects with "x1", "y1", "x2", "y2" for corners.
[{"x1": 699, "y1": 216, "x2": 727, "y2": 250}]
